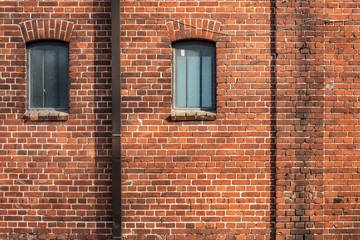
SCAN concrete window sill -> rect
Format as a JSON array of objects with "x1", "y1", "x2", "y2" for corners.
[
  {"x1": 24, "y1": 110, "x2": 69, "y2": 122},
  {"x1": 170, "y1": 109, "x2": 216, "y2": 121}
]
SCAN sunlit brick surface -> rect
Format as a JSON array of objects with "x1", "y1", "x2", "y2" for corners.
[
  {"x1": 0, "y1": 1, "x2": 112, "y2": 239},
  {"x1": 121, "y1": 0, "x2": 360, "y2": 239}
]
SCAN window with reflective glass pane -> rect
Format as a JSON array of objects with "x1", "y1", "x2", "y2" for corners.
[
  {"x1": 27, "y1": 41, "x2": 69, "y2": 109},
  {"x1": 173, "y1": 41, "x2": 215, "y2": 109}
]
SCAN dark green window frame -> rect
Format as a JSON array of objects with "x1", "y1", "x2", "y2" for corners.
[{"x1": 27, "y1": 40, "x2": 69, "y2": 110}]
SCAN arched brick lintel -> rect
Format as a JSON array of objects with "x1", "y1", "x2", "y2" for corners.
[
  {"x1": 167, "y1": 20, "x2": 222, "y2": 42},
  {"x1": 19, "y1": 20, "x2": 74, "y2": 43}
]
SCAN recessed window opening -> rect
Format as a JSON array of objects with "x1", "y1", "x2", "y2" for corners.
[
  {"x1": 27, "y1": 40, "x2": 69, "y2": 110},
  {"x1": 173, "y1": 40, "x2": 216, "y2": 110}
]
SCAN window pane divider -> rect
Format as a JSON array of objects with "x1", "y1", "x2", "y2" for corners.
[
  {"x1": 186, "y1": 54, "x2": 188, "y2": 108},
  {"x1": 200, "y1": 49, "x2": 202, "y2": 108},
  {"x1": 42, "y1": 50, "x2": 45, "y2": 108}
]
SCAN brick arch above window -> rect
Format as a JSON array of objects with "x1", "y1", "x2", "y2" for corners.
[
  {"x1": 167, "y1": 20, "x2": 222, "y2": 42},
  {"x1": 19, "y1": 20, "x2": 74, "y2": 43}
]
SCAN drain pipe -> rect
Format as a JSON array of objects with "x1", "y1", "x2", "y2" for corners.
[{"x1": 111, "y1": 0, "x2": 121, "y2": 238}]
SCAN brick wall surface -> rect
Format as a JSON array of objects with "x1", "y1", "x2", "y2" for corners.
[
  {"x1": 0, "y1": 1, "x2": 112, "y2": 239},
  {"x1": 121, "y1": 0, "x2": 360, "y2": 239}
]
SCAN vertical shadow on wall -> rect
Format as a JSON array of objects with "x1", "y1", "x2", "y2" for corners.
[
  {"x1": 91, "y1": 2, "x2": 114, "y2": 237},
  {"x1": 269, "y1": 0, "x2": 277, "y2": 239}
]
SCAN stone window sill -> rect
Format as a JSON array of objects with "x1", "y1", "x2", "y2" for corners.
[
  {"x1": 24, "y1": 110, "x2": 69, "y2": 122},
  {"x1": 170, "y1": 109, "x2": 216, "y2": 121}
]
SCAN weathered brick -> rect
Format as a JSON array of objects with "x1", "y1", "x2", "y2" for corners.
[
  {"x1": 120, "y1": 0, "x2": 360, "y2": 239},
  {"x1": 0, "y1": 0, "x2": 112, "y2": 239},
  {"x1": 2, "y1": 0, "x2": 360, "y2": 239}
]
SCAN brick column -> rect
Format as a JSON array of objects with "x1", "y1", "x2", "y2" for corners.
[{"x1": 275, "y1": 0, "x2": 325, "y2": 238}]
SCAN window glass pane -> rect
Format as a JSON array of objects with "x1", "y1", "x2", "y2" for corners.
[
  {"x1": 201, "y1": 56, "x2": 212, "y2": 108},
  {"x1": 173, "y1": 41, "x2": 215, "y2": 109},
  {"x1": 29, "y1": 49, "x2": 43, "y2": 108},
  {"x1": 175, "y1": 55, "x2": 186, "y2": 108},
  {"x1": 58, "y1": 48, "x2": 68, "y2": 109},
  {"x1": 44, "y1": 48, "x2": 58, "y2": 108},
  {"x1": 27, "y1": 41, "x2": 69, "y2": 109},
  {"x1": 187, "y1": 56, "x2": 200, "y2": 108}
]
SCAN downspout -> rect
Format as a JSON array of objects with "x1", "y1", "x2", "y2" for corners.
[
  {"x1": 111, "y1": 0, "x2": 121, "y2": 238},
  {"x1": 270, "y1": 0, "x2": 277, "y2": 238}
]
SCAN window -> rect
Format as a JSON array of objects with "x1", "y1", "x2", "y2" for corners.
[
  {"x1": 173, "y1": 41, "x2": 216, "y2": 110},
  {"x1": 27, "y1": 41, "x2": 69, "y2": 110}
]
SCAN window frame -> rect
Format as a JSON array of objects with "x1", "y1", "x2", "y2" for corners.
[
  {"x1": 26, "y1": 40, "x2": 69, "y2": 111},
  {"x1": 172, "y1": 40, "x2": 216, "y2": 111}
]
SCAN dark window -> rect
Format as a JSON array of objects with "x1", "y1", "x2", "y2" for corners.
[
  {"x1": 173, "y1": 41, "x2": 216, "y2": 109},
  {"x1": 27, "y1": 41, "x2": 69, "y2": 110}
]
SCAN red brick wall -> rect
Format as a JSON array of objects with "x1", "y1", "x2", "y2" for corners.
[
  {"x1": 0, "y1": 1, "x2": 112, "y2": 239},
  {"x1": 121, "y1": 0, "x2": 360, "y2": 239}
]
